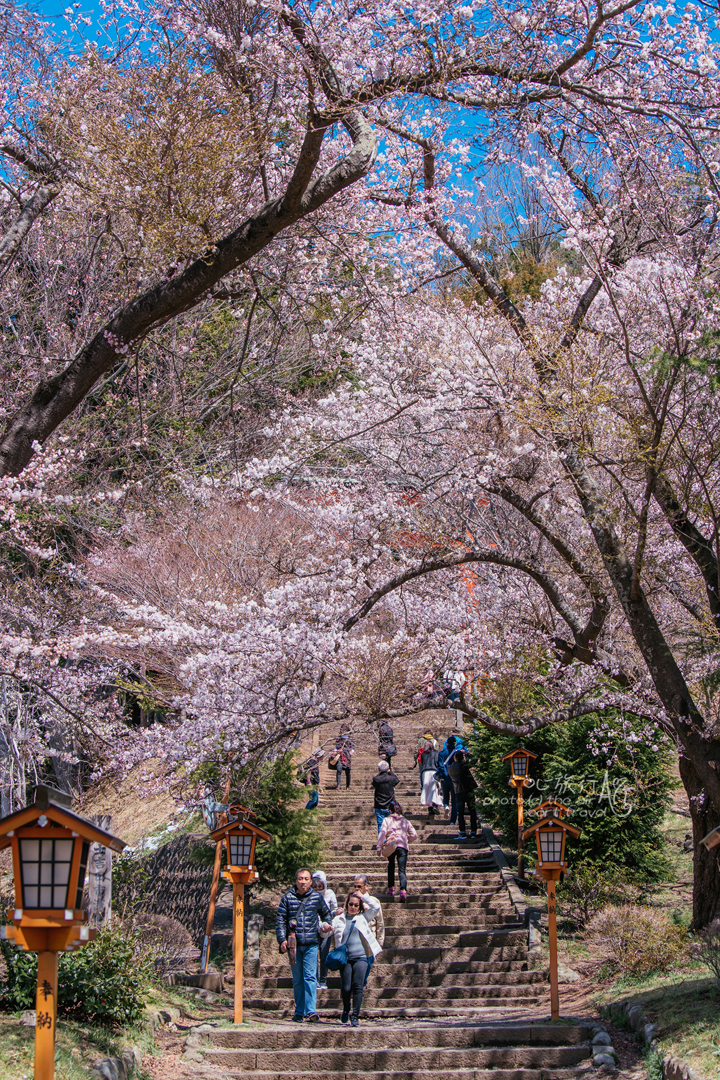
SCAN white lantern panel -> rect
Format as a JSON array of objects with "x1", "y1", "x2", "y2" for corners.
[
  {"x1": 512, "y1": 755, "x2": 528, "y2": 776},
  {"x1": 539, "y1": 829, "x2": 563, "y2": 862},
  {"x1": 229, "y1": 833, "x2": 254, "y2": 866},
  {"x1": 20, "y1": 835, "x2": 76, "y2": 910},
  {"x1": 56, "y1": 839, "x2": 73, "y2": 861}
]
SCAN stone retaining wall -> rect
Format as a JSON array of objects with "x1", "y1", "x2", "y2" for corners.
[
  {"x1": 606, "y1": 999, "x2": 707, "y2": 1080},
  {"x1": 116, "y1": 833, "x2": 216, "y2": 944}
]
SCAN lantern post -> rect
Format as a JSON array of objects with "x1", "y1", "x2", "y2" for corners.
[
  {"x1": 208, "y1": 809, "x2": 271, "y2": 1023},
  {"x1": 502, "y1": 747, "x2": 537, "y2": 878},
  {"x1": 522, "y1": 797, "x2": 580, "y2": 1021},
  {"x1": 0, "y1": 786, "x2": 126, "y2": 1080}
]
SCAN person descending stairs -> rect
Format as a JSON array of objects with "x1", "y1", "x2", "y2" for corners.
[{"x1": 191, "y1": 717, "x2": 597, "y2": 1079}]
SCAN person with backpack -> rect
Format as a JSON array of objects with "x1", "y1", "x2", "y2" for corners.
[
  {"x1": 377, "y1": 720, "x2": 397, "y2": 762},
  {"x1": 333, "y1": 724, "x2": 354, "y2": 789},
  {"x1": 437, "y1": 735, "x2": 464, "y2": 822},
  {"x1": 371, "y1": 759, "x2": 400, "y2": 833},
  {"x1": 446, "y1": 747, "x2": 479, "y2": 840},
  {"x1": 275, "y1": 868, "x2": 333, "y2": 1022},
  {"x1": 418, "y1": 739, "x2": 443, "y2": 817},
  {"x1": 304, "y1": 748, "x2": 325, "y2": 786},
  {"x1": 331, "y1": 891, "x2": 382, "y2": 1026},
  {"x1": 376, "y1": 800, "x2": 418, "y2": 900}
]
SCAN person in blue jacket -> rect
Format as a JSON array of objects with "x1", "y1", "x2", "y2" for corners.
[{"x1": 276, "y1": 868, "x2": 333, "y2": 1022}]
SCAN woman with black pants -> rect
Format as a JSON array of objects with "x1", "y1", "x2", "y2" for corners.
[
  {"x1": 331, "y1": 891, "x2": 382, "y2": 1026},
  {"x1": 376, "y1": 800, "x2": 418, "y2": 900}
]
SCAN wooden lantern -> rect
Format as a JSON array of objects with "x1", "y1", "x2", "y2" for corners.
[
  {"x1": 208, "y1": 811, "x2": 271, "y2": 1023},
  {"x1": 524, "y1": 796, "x2": 578, "y2": 877},
  {"x1": 523, "y1": 798, "x2": 580, "y2": 1022},
  {"x1": 502, "y1": 746, "x2": 537, "y2": 785},
  {"x1": 501, "y1": 746, "x2": 537, "y2": 878},
  {"x1": 0, "y1": 786, "x2": 126, "y2": 1080}
]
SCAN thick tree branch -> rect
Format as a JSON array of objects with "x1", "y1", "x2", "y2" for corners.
[
  {"x1": 343, "y1": 548, "x2": 589, "y2": 638},
  {"x1": 654, "y1": 476, "x2": 720, "y2": 634},
  {"x1": 0, "y1": 181, "x2": 61, "y2": 270},
  {"x1": 0, "y1": 109, "x2": 376, "y2": 476}
]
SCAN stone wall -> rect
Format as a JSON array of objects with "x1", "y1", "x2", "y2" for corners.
[{"x1": 116, "y1": 833, "x2": 216, "y2": 945}]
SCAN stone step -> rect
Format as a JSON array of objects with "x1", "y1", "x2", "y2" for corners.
[
  {"x1": 208, "y1": 1024, "x2": 592, "y2": 1049},
  {"x1": 202, "y1": 1046, "x2": 589, "y2": 1071},
  {"x1": 325, "y1": 891, "x2": 508, "y2": 903},
  {"x1": 248, "y1": 947, "x2": 530, "y2": 979},
  {"x1": 348, "y1": 932, "x2": 523, "y2": 948},
  {"x1": 244, "y1": 1000, "x2": 541, "y2": 1017},
  {"x1": 243, "y1": 971, "x2": 543, "y2": 989},
  {"x1": 380, "y1": 916, "x2": 519, "y2": 928},
  {"x1": 243, "y1": 958, "x2": 532, "y2": 978},
  {"x1": 206, "y1": 1068, "x2": 593, "y2": 1080},
  {"x1": 242, "y1": 983, "x2": 541, "y2": 1003},
  {"x1": 330, "y1": 868, "x2": 498, "y2": 878}
]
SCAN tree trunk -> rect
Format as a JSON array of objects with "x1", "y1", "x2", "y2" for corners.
[{"x1": 679, "y1": 754, "x2": 720, "y2": 928}]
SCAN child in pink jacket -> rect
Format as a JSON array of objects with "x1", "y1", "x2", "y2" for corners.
[{"x1": 376, "y1": 801, "x2": 418, "y2": 900}]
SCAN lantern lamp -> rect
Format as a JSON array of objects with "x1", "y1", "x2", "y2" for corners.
[
  {"x1": 209, "y1": 806, "x2": 270, "y2": 878},
  {"x1": 0, "y1": 786, "x2": 126, "y2": 1080},
  {"x1": 0, "y1": 785, "x2": 125, "y2": 946},
  {"x1": 501, "y1": 746, "x2": 537, "y2": 879},
  {"x1": 208, "y1": 809, "x2": 272, "y2": 1024},
  {"x1": 502, "y1": 746, "x2": 537, "y2": 784},
  {"x1": 523, "y1": 798, "x2": 580, "y2": 875},
  {"x1": 522, "y1": 799, "x2": 580, "y2": 1022}
]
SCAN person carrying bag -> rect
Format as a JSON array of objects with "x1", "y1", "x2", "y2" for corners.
[
  {"x1": 329, "y1": 891, "x2": 382, "y2": 1026},
  {"x1": 376, "y1": 800, "x2": 418, "y2": 900}
]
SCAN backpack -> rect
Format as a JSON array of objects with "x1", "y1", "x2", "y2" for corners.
[
  {"x1": 379, "y1": 722, "x2": 394, "y2": 741},
  {"x1": 378, "y1": 741, "x2": 397, "y2": 757}
]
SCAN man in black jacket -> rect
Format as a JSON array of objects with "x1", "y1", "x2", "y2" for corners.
[
  {"x1": 276, "y1": 868, "x2": 333, "y2": 1021},
  {"x1": 446, "y1": 748, "x2": 478, "y2": 840},
  {"x1": 371, "y1": 760, "x2": 400, "y2": 833}
]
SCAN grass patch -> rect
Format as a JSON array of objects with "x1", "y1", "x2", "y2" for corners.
[
  {"x1": 0, "y1": 1013, "x2": 134, "y2": 1080},
  {"x1": 600, "y1": 973, "x2": 720, "y2": 1077}
]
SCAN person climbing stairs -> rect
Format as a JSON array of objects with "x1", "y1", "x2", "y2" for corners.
[{"x1": 188, "y1": 716, "x2": 597, "y2": 1079}]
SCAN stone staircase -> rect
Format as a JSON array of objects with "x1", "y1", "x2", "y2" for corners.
[{"x1": 191, "y1": 717, "x2": 596, "y2": 1079}]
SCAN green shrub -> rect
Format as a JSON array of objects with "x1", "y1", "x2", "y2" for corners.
[
  {"x1": 0, "y1": 923, "x2": 155, "y2": 1025},
  {"x1": 468, "y1": 712, "x2": 673, "y2": 880},
  {"x1": 644, "y1": 1047, "x2": 664, "y2": 1080},
  {"x1": 250, "y1": 753, "x2": 325, "y2": 889},
  {"x1": 586, "y1": 904, "x2": 688, "y2": 976},
  {"x1": 557, "y1": 861, "x2": 638, "y2": 928}
]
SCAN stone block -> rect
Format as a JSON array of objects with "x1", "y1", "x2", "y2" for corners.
[
  {"x1": 642, "y1": 1022, "x2": 658, "y2": 1045},
  {"x1": 19, "y1": 1010, "x2": 36, "y2": 1027},
  {"x1": 557, "y1": 963, "x2": 580, "y2": 984},
  {"x1": 170, "y1": 971, "x2": 224, "y2": 993},
  {"x1": 247, "y1": 914, "x2": 264, "y2": 961},
  {"x1": 593, "y1": 1052, "x2": 618, "y2": 1069},
  {"x1": 627, "y1": 1004, "x2": 643, "y2": 1030},
  {"x1": 592, "y1": 1032, "x2": 612, "y2": 1046},
  {"x1": 181, "y1": 1050, "x2": 204, "y2": 1063}
]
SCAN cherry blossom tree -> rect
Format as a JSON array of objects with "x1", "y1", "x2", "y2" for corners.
[
  {"x1": 4, "y1": 0, "x2": 720, "y2": 925},
  {"x1": 3, "y1": 0, "x2": 719, "y2": 477}
]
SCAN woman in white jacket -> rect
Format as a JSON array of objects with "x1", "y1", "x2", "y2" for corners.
[{"x1": 332, "y1": 891, "x2": 382, "y2": 1026}]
